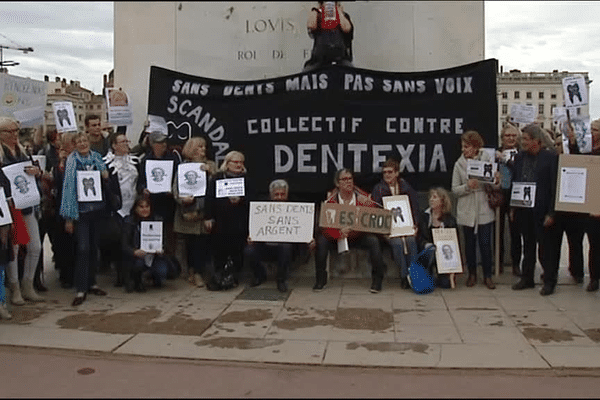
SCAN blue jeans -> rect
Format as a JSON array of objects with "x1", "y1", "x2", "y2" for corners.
[
  {"x1": 244, "y1": 242, "x2": 293, "y2": 283},
  {"x1": 74, "y1": 211, "x2": 103, "y2": 293},
  {"x1": 130, "y1": 255, "x2": 168, "y2": 287},
  {"x1": 388, "y1": 236, "x2": 418, "y2": 279},
  {"x1": 461, "y1": 222, "x2": 494, "y2": 278}
]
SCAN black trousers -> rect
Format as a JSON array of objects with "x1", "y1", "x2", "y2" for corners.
[
  {"x1": 585, "y1": 215, "x2": 600, "y2": 282},
  {"x1": 516, "y1": 209, "x2": 559, "y2": 286},
  {"x1": 553, "y1": 212, "x2": 585, "y2": 279}
]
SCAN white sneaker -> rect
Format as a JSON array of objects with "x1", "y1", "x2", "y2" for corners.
[
  {"x1": 194, "y1": 273, "x2": 205, "y2": 288},
  {"x1": 0, "y1": 304, "x2": 12, "y2": 320}
]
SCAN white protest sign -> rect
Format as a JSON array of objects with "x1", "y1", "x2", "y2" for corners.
[
  {"x1": 105, "y1": 88, "x2": 133, "y2": 126},
  {"x1": 76, "y1": 170, "x2": 102, "y2": 202},
  {"x1": 467, "y1": 159, "x2": 498, "y2": 182},
  {"x1": 145, "y1": 160, "x2": 173, "y2": 193},
  {"x1": 177, "y1": 162, "x2": 207, "y2": 197},
  {"x1": 0, "y1": 189, "x2": 13, "y2": 226},
  {"x1": 52, "y1": 101, "x2": 77, "y2": 133},
  {"x1": 559, "y1": 167, "x2": 587, "y2": 204},
  {"x1": 216, "y1": 177, "x2": 245, "y2": 198},
  {"x1": 249, "y1": 201, "x2": 315, "y2": 243},
  {"x1": 1, "y1": 161, "x2": 40, "y2": 209},
  {"x1": 31, "y1": 155, "x2": 46, "y2": 172},
  {"x1": 570, "y1": 117, "x2": 592, "y2": 154},
  {"x1": 432, "y1": 228, "x2": 463, "y2": 274},
  {"x1": 147, "y1": 115, "x2": 169, "y2": 136},
  {"x1": 140, "y1": 221, "x2": 163, "y2": 253},
  {"x1": 563, "y1": 74, "x2": 588, "y2": 109},
  {"x1": 0, "y1": 73, "x2": 47, "y2": 127},
  {"x1": 502, "y1": 149, "x2": 518, "y2": 163},
  {"x1": 382, "y1": 195, "x2": 415, "y2": 237},
  {"x1": 510, "y1": 182, "x2": 536, "y2": 208},
  {"x1": 510, "y1": 104, "x2": 537, "y2": 124}
]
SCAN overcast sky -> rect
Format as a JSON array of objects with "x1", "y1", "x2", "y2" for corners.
[{"x1": 1, "y1": 1, "x2": 599, "y2": 117}]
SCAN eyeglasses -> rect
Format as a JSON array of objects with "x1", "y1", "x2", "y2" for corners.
[{"x1": 338, "y1": 177, "x2": 353, "y2": 181}]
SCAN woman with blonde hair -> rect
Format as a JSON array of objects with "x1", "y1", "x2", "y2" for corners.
[
  {"x1": 0, "y1": 116, "x2": 44, "y2": 305},
  {"x1": 452, "y1": 130, "x2": 497, "y2": 289},
  {"x1": 205, "y1": 150, "x2": 252, "y2": 290},
  {"x1": 173, "y1": 136, "x2": 217, "y2": 288}
]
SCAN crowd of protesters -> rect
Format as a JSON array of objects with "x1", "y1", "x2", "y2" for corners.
[{"x1": 0, "y1": 111, "x2": 599, "y2": 318}]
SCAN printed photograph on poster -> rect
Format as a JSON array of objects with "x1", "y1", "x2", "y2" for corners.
[
  {"x1": 248, "y1": 201, "x2": 315, "y2": 243},
  {"x1": 1, "y1": 161, "x2": 40, "y2": 210},
  {"x1": 467, "y1": 159, "x2": 498, "y2": 182},
  {"x1": 145, "y1": 160, "x2": 174, "y2": 194},
  {"x1": 216, "y1": 177, "x2": 245, "y2": 198},
  {"x1": 177, "y1": 162, "x2": 207, "y2": 197},
  {"x1": 431, "y1": 228, "x2": 463, "y2": 274},
  {"x1": 51, "y1": 101, "x2": 77, "y2": 133},
  {"x1": 502, "y1": 149, "x2": 518, "y2": 163},
  {"x1": 76, "y1": 170, "x2": 102, "y2": 202},
  {"x1": 105, "y1": 88, "x2": 133, "y2": 126},
  {"x1": 562, "y1": 75, "x2": 588, "y2": 108},
  {"x1": 510, "y1": 182, "x2": 536, "y2": 208},
  {"x1": 0, "y1": 189, "x2": 13, "y2": 226},
  {"x1": 382, "y1": 195, "x2": 415, "y2": 237},
  {"x1": 559, "y1": 167, "x2": 587, "y2": 204},
  {"x1": 509, "y1": 104, "x2": 537, "y2": 125},
  {"x1": 140, "y1": 221, "x2": 163, "y2": 253},
  {"x1": 570, "y1": 117, "x2": 592, "y2": 154}
]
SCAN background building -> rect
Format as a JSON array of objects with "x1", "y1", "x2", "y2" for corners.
[
  {"x1": 497, "y1": 67, "x2": 592, "y2": 135},
  {"x1": 43, "y1": 76, "x2": 107, "y2": 134}
]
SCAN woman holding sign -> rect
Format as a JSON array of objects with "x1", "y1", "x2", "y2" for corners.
[
  {"x1": 173, "y1": 136, "x2": 217, "y2": 288},
  {"x1": 0, "y1": 116, "x2": 44, "y2": 305},
  {"x1": 452, "y1": 130, "x2": 497, "y2": 289},
  {"x1": 59, "y1": 133, "x2": 110, "y2": 306},
  {"x1": 205, "y1": 150, "x2": 252, "y2": 290}
]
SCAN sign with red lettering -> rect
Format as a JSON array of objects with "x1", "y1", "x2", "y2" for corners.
[{"x1": 318, "y1": 202, "x2": 392, "y2": 234}]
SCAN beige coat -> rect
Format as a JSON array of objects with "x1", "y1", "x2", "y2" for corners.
[
  {"x1": 173, "y1": 160, "x2": 217, "y2": 235},
  {"x1": 451, "y1": 149, "x2": 495, "y2": 228}
]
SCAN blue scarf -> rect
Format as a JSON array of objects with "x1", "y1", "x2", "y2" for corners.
[{"x1": 59, "y1": 150, "x2": 107, "y2": 221}]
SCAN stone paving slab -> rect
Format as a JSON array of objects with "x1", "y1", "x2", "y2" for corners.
[
  {"x1": 323, "y1": 341, "x2": 441, "y2": 367},
  {"x1": 534, "y1": 346, "x2": 600, "y2": 368},
  {"x1": 437, "y1": 343, "x2": 550, "y2": 369},
  {"x1": 0, "y1": 325, "x2": 132, "y2": 352},
  {"x1": 115, "y1": 333, "x2": 327, "y2": 365}
]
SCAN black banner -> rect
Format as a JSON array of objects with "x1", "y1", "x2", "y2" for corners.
[{"x1": 148, "y1": 59, "x2": 498, "y2": 199}]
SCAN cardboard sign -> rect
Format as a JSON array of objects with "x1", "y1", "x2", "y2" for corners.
[
  {"x1": 382, "y1": 195, "x2": 415, "y2": 237},
  {"x1": 249, "y1": 201, "x2": 315, "y2": 243},
  {"x1": 52, "y1": 101, "x2": 77, "y2": 133},
  {"x1": 319, "y1": 202, "x2": 392, "y2": 235},
  {"x1": 77, "y1": 170, "x2": 102, "y2": 202},
  {"x1": 145, "y1": 160, "x2": 173, "y2": 193},
  {"x1": 432, "y1": 228, "x2": 463, "y2": 274},
  {"x1": 177, "y1": 163, "x2": 207, "y2": 197},
  {"x1": 555, "y1": 154, "x2": 600, "y2": 214},
  {"x1": 467, "y1": 159, "x2": 498, "y2": 182},
  {"x1": 510, "y1": 182, "x2": 536, "y2": 208},
  {"x1": 140, "y1": 221, "x2": 163, "y2": 253}
]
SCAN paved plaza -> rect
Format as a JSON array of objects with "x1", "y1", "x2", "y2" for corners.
[{"x1": 1, "y1": 237, "x2": 600, "y2": 371}]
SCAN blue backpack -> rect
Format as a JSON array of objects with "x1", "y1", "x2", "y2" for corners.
[{"x1": 407, "y1": 246, "x2": 437, "y2": 294}]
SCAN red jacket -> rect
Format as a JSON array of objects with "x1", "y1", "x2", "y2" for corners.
[{"x1": 321, "y1": 186, "x2": 379, "y2": 242}]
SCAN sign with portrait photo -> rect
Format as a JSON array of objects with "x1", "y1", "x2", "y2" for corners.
[
  {"x1": 467, "y1": 159, "x2": 498, "y2": 182},
  {"x1": 105, "y1": 88, "x2": 133, "y2": 126},
  {"x1": 0, "y1": 189, "x2": 13, "y2": 226},
  {"x1": 145, "y1": 160, "x2": 174, "y2": 193},
  {"x1": 52, "y1": 101, "x2": 77, "y2": 133},
  {"x1": 431, "y1": 228, "x2": 463, "y2": 274},
  {"x1": 510, "y1": 182, "x2": 536, "y2": 208},
  {"x1": 382, "y1": 195, "x2": 415, "y2": 237},
  {"x1": 140, "y1": 221, "x2": 163, "y2": 253},
  {"x1": 77, "y1": 170, "x2": 102, "y2": 202},
  {"x1": 177, "y1": 162, "x2": 207, "y2": 197},
  {"x1": 1, "y1": 161, "x2": 40, "y2": 209}
]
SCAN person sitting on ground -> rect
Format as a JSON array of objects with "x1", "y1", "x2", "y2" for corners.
[
  {"x1": 371, "y1": 158, "x2": 420, "y2": 290},
  {"x1": 417, "y1": 187, "x2": 458, "y2": 288},
  {"x1": 122, "y1": 195, "x2": 168, "y2": 292},
  {"x1": 245, "y1": 179, "x2": 313, "y2": 293},
  {"x1": 313, "y1": 168, "x2": 386, "y2": 293}
]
